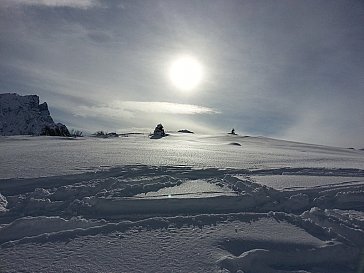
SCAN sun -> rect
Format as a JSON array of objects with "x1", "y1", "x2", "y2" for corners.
[{"x1": 169, "y1": 55, "x2": 204, "y2": 91}]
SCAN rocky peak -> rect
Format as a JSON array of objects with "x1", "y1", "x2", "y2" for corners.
[{"x1": 0, "y1": 93, "x2": 70, "y2": 136}]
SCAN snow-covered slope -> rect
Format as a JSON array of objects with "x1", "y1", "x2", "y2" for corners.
[
  {"x1": 0, "y1": 93, "x2": 69, "y2": 136},
  {"x1": 0, "y1": 134, "x2": 363, "y2": 272}
]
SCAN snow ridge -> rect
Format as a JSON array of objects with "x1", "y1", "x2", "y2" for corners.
[{"x1": 0, "y1": 165, "x2": 364, "y2": 272}]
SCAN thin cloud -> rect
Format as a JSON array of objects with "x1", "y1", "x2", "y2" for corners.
[
  {"x1": 74, "y1": 101, "x2": 219, "y2": 118},
  {"x1": 2, "y1": 0, "x2": 99, "y2": 9},
  {"x1": 119, "y1": 101, "x2": 219, "y2": 115},
  {"x1": 275, "y1": 100, "x2": 364, "y2": 148}
]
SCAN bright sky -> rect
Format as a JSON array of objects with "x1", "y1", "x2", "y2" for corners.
[{"x1": 0, "y1": 0, "x2": 363, "y2": 147}]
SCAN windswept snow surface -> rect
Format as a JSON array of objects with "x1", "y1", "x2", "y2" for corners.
[{"x1": 0, "y1": 134, "x2": 364, "y2": 273}]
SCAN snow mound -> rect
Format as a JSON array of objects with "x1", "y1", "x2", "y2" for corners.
[
  {"x1": 218, "y1": 241, "x2": 357, "y2": 273},
  {"x1": 228, "y1": 142, "x2": 241, "y2": 146}
]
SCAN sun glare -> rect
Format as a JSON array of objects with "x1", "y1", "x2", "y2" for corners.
[{"x1": 169, "y1": 55, "x2": 203, "y2": 91}]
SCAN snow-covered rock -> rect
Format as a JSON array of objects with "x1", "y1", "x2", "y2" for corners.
[
  {"x1": 150, "y1": 123, "x2": 166, "y2": 138},
  {"x1": 0, "y1": 193, "x2": 7, "y2": 213},
  {"x1": 0, "y1": 93, "x2": 70, "y2": 136}
]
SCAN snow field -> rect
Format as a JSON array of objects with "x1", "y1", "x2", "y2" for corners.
[{"x1": 0, "y1": 134, "x2": 363, "y2": 272}]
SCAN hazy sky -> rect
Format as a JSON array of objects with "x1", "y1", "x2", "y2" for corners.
[{"x1": 1, "y1": 0, "x2": 363, "y2": 147}]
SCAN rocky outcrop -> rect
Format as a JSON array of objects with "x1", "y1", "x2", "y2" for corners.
[{"x1": 0, "y1": 93, "x2": 70, "y2": 136}]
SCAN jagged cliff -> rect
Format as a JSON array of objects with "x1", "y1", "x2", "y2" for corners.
[{"x1": 0, "y1": 93, "x2": 70, "y2": 136}]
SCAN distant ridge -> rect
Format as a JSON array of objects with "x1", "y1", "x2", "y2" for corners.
[
  {"x1": 0, "y1": 93, "x2": 70, "y2": 136},
  {"x1": 178, "y1": 129, "x2": 194, "y2": 134}
]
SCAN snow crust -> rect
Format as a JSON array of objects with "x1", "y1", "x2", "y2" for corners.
[
  {"x1": 1, "y1": 133, "x2": 363, "y2": 179},
  {"x1": 0, "y1": 134, "x2": 363, "y2": 272}
]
